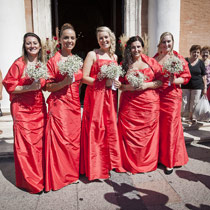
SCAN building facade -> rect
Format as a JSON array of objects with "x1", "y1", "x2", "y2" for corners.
[{"x1": 0, "y1": 0, "x2": 210, "y2": 110}]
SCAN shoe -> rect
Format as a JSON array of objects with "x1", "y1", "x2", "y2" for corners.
[
  {"x1": 191, "y1": 119, "x2": 197, "y2": 125},
  {"x1": 164, "y1": 167, "x2": 173, "y2": 175}
]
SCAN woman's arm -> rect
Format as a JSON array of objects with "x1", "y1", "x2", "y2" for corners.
[
  {"x1": 46, "y1": 76, "x2": 73, "y2": 92},
  {"x1": 203, "y1": 75, "x2": 207, "y2": 95},
  {"x1": 173, "y1": 77, "x2": 185, "y2": 85},
  {"x1": 12, "y1": 80, "x2": 41, "y2": 94},
  {"x1": 120, "y1": 80, "x2": 162, "y2": 91},
  {"x1": 82, "y1": 51, "x2": 96, "y2": 86}
]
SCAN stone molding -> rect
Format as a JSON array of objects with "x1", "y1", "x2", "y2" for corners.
[
  {"x1": 32, "y1": 0, "x2": 52, "y2": 39},
  {"x1": 124, "y1": 0, "x2": 142, "y2": 37}
]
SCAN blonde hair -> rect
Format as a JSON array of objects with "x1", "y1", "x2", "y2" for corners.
[
  {"x1": 157, "y1": 32, "x2": 174, "y2": 54},
  {"x1": 96, "y1": 26, "x2": 116, "y2": 56}
]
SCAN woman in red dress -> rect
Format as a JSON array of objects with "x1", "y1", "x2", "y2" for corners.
[
  {"x1": 154, "y1": 32, "x2": 191, "y2": 174},
  {"x1": 45, "y1": 23, "x2": 82, "y2": 191},
  {"x1": 118, "y1": 36, "x2": 162, "y2": 174},
  {"x1": 80, "y1": 26, "x2": 122, "y2": 180},
  {"x1": 3, "y1": 32, "x2": 46, "y2": 193}
]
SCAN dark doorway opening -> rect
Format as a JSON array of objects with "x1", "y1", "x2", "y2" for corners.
[{"x1": 51, "y1": 0, "x2": 123, "y2": 104}]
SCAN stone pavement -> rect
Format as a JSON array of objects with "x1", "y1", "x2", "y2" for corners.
[{"x1": 0, "y1": 113, "x2": 210, "y2": 210}]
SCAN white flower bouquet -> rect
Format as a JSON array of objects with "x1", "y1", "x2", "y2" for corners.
[
  {"x1": 97, "y1": 62, "x2": 125, "y2": 90},
  {"x1": 163, "y1": 56, "x2": 184, "y2": 76},
  {"x1": 26, "y1": 61, "x2": 48, "y2": 81},
  {"x1": 162, "y1": 56, "x2": 184, "y2": 86},
  {"x1": 57, "y1": 55, "x2": 83, "y2": 78},
  {"x1": 126, "y1": 70, "x2": 147, "y2": 88}
]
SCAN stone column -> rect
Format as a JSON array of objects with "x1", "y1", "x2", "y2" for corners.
[
  {"x1": 124, "y1": 0, "x2": 142, "y2": 37},
  {"x1": 148, "y1": 0, "x2": 181, "y2": 57},
  {"x1": 32, "y1": 0, "x2": 52, "y2": 39},
  {"x1": 0, "y1": 0, "x2": 26, "y2": 111}
]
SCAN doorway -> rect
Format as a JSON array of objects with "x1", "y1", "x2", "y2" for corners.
[
  {"x1": 52, "y1": 0, "x2": 123, "y2": 59},
  {"x1": 51, "y1": 0, "x2": 123, "y2": 104}
]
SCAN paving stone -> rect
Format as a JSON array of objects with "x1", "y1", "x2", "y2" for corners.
[
  {"x1": 37, "y1": 184, "x2": 78, "y2": 210},
  {"x1": 133, "y1": 179, "x2": 181, "y2": 207},
  {"x1": 77, "y1": 177, "x2": 118, "y2": 210}
]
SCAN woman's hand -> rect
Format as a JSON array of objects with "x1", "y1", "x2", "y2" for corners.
[
  {"x1": 203, "y1": 87, "x2": 207, "y2": 95},
  {"x1": 169, "y1": 74, "x2": 174, "y2": 85},
  {"x1": 61, "y1": 75, "x2": 73, "y2": 86},
  {"x1": 30, "y1": 80, "x2": 41, "y2": 91},
  {"x1": 106, "y1": 79, "x2": 112, "y2": 87},
  {"x1": 113, "y1": 80, "x2": 121, "y2": 89},
  {"x1": 136, "y1": 83, "x2": 148, "y2": 91}
]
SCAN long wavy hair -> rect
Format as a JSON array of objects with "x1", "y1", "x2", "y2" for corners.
[
  {"x1": 122, "y1": 36, "x2": 144, "y2": 73},
  {"x1": 96, "y1": 26, "x2": 116, "y2": 56},
  {"x1": 22, "y1": 32, "x2": 43, "y2": 63},
  {"x1": 157, "y1": 32, "x2": 174, "y2": 55}
]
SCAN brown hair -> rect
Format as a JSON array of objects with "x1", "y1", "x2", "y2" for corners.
[
  {"x1": 22, "y1": 32, "x2": 43, "y2": 63},
  {"x1": 189, "y1": 45, "x2": 201, "y2": 53},
  {"x1": 122, "y1": 36, "x2": 144, "y2": 72},
  {"x1": 60, "y1": 23, "x2": 75, "y2": 37},
  {"x1": 201, "y1": 45, "x2": 210, "y2": 53}
]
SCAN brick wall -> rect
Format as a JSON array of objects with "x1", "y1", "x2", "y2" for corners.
[{"x1": 180, "y1": 0, "x2": 210, "y2": 57}]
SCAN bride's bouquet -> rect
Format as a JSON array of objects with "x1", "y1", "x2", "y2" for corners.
[
  {"x1": 126, "y1": 70, "x2": 147, "y2": 88},
  {"x1": 97, "y1": 62, "x2": 125, "y2": 90},
  {"x1": 57, "y1": 55, "x2": 83, "y2": 78},
  {"x1": 26, "y1": 61, "x2": 48, "y2": 81},
  {"x1": 162, "y1": 56, "x2": 184, "y2": 86}
]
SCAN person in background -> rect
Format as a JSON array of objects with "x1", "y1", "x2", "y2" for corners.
[
  {"x1": 154, "y1": 32, "x2": 191, "y2": 174},
  {"x1": 117, "y1": 36, "x2": 162, "y2": 174},
  {"x1": 201, "y1": 46, "x2": 210, "y2": 101},
  {"x1": 80, "y1": 26, "x2": 122, "y2": 180},
  {"x1": 181, "y1": 45, "x2": 207, "y2": 123},
  {"x1": 45, "y1": 23, "x2": 83, "y2": 192},
  {"x1": 3, "y1": 32, "x2": 46, "y2": 193}
]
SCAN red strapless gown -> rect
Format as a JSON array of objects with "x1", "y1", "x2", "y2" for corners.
[
  {"x1": 3, "y1": 57, "x2": 47, "y2": 193},
  {"x1": 80, "y1": 55, "x2": 122, "y2": 180},
  {"x1": 154, "y1": 51, "x2": 191, "y2": 168},
  {"x1": 118, "y1": 54, "x2": 162, "y2": 173},
  {"x1": 45, "y1": 51, "x2": 82, "y2": 191}
]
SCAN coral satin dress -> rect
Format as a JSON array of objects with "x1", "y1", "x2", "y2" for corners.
[
  {"x1": 154, "y1": 51, "x2": 191, "y2": 168},
  {"x1": 3, "y1": 57, "x2": 47, "y2": 193},
  {"x1": 118, "y1": 54, "x2": 162, "y2": 173},
  {"x1": 80, "y1": 53, "x2": 122, "y2": 180},
  {"x1": 45, "y1": 51, "x2": 82, "y2": 191}
]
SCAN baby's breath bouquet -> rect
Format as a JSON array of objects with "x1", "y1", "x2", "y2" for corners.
[
  {"x1": 26, "y1": 61, "x2": 48, "y2": 81},
  {"x1": 57, "y1": 55, "x2": 83, "y2": 78},
  {"x1": 98, "y1": 62, "x2": 124, "y2": 80},
  {"x1": 162, "y1": 56, "x2": 184, "y2": 86},
  {"x1": 98, "y1": 62, "x2": 125, "y2": 90},
  {"x1": 126, "y1": 70, "x2": 147, "y2": 88},
  {"x1": 163, "y1": 56, "x2": 184, "y2": 76}
]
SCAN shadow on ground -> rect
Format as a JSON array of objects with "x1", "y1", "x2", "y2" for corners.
[
  {"x1": 176, "y1": 169, "x2": 210, "y2": 190},
  {"x1": 104, "y1": 179, "x2": 172, "y2": 210},
  {"x1": 186, "y1": 142, "x2": 210, "y2": 163},
  {"x1": 0, "y1": 157, "x2": 16, "y2": 186}
]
